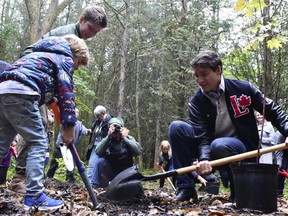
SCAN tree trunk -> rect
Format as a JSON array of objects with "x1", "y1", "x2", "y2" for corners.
[
  {"x1": 176, "y1": 0, "x2": 188, "y2": 119},
  {"x1": 154, "y1": 57, "x2": 164, "y2": 168},
  {"x1": 1, "y1": 0, "x2": 10, "y2": 24},
  {"x1": 23, "y1": 0, "x2": 74, "y2": 47},
  {"x1": 25, "y1": 0, "x2": 41, "y2": 44},
  {"x1": 135, "y1": 17, "x2": 143, "y2": 168},
  {"x1": 117, "y1": 0, "x2": 130, "y2": 116},
  {"x1": 263, "y1": 0, "x2": 272, "y2": 98},
  {"x1": 41, "y1": 0, "x2": 74, "y2": 36},
  {"x1": 154, "y1": 118, "x2": 161, "y2": 168}
]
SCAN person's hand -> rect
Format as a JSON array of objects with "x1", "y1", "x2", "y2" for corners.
[
  {"x1": 108, "y1": 125, "x2": 127, "y2": 138},
  {"x1": 120, "y1": 128, "x2": 128, "y2": 138},
  {"x1": 61, "y1": 126, "x2": 75, "y2": 145},
  {"x1": 195, "y1": 160, "x2": 212, "y2": 175},
  {"x1": 108, "y1": 124, "x2": 116, "y2": 135},
  {"x1": 156, "y1": 163, "x2": 163, "y2": 170},
  {"x1": 197, "y1": 175, "x2": 207, "y2": 186},
  {"x1": 87, "y1": 129, "x2": 92, "y2": 135}
]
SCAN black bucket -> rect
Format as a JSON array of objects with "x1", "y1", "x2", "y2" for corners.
[{"x1": 230, "y1": 162, "x2": 278, "y2": 213}]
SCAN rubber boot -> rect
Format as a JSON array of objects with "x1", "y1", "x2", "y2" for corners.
[
  {"x1": 0, "y1": 167, "x2": 8, "y2": 186},
  {"x1": 9, "y1": 172, "x2": 26, "y2": 194}
]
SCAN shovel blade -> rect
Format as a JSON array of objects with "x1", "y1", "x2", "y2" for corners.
[
  {"x1": 60, "y1": 144, "x2": 74, "y2": 171},
  {"x1": 106, "y1": 165, "x2": 144, "y2": 201}
]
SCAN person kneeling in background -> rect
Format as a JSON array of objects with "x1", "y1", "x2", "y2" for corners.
[
  {"x1": 157, "y1": 140, "x2": 175, "y2": 188},
  {"x1": 91, "y1": 117, "x2": 143, "y2": 188}
]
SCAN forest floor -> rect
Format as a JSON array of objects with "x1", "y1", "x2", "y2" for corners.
[{"x1": 0, "y1": 176, "x2": 288, "y2": 216}]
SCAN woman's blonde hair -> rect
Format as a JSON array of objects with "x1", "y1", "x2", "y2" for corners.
[
  {"x1": 159, "y1": 140, "x2": 172, "y2": 159},
  {"x1": 63, "y1": 34, "x2": 90, "y2": 65}
]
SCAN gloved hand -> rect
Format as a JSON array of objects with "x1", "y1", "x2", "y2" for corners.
[{"x1": 279, "y1": 169, "x2": 288, "y2": 178}]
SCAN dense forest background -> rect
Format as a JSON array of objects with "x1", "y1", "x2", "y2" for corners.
[{"x1": 1, "y1": 0, "x2": 288, "y2": 169}]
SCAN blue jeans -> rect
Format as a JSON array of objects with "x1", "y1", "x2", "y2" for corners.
[
  {"x1": 169, "y1": 120, "x2": 201, "y2": 189},
  {"x1": 169, "y1": 120, "x2": 247, "y2": 189},
  {"x1": 87, "y1": 146, "x2": 99, "y2": 183},
  {"x1": 15, "y1": 105, "x2": 49, "y2": 174},
  {"x1": 0, "y1": 94, "x2": 46, "y2": 197},
  {"x1": 210, "y1": 137, "x2": 247, "y2": 160},
  {"x1": 210, "y1": 137, "x2": 247, "y2": 189},
  {"x1": 91, "y1": 157, "x2": 117, "y2": 188}
]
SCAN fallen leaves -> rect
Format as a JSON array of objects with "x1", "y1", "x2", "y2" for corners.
[{"x1": 0, "y1": 179, "x2": 288, "y2": 215}]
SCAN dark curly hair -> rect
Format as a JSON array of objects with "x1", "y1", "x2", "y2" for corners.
[{"x1": 190, "y1": 51, "x2": 222, "y2": 72}]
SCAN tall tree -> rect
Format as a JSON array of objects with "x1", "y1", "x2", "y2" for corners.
[
  {"x1": 5, "y1": 0, "x2": 288, "y2": 167},
  {"x1": 231, "y1": 0, "x2": 288, "y2": 102},
  {"x1": 117, "y1": 0, "x2": 130, "y2": 116},
  {"x1": 23, "y1": 0, "x2": 74, "y2": 47},
  {"x1": 262, "y1": 0, "x2": 272, "y2": 97}
]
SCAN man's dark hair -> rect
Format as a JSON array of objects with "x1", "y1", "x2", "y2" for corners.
[{"x1": 190, "y1": 51, "x2": 222, "y2": 72}]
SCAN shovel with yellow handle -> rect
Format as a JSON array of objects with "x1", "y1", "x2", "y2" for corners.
[{"x1": 106, "y1": 142, "x2": 288, "y2": 201}]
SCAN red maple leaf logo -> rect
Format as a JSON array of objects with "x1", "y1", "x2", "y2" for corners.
[{"x1": 238, "y1": 94, "x2": 251, "y2": 107}]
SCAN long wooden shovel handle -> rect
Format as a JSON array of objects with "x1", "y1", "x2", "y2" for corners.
[{"x1": 177, "y1": 142, "x2": 288, "y2": 175}]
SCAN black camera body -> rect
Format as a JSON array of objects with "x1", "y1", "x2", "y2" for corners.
[{"x1": 114, "y1": 125, "x2": 121, "y2": 132}]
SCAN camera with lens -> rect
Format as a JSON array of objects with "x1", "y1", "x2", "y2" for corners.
[{"x1": 114, "y1": 124, "x2": 121, "y2": 132}]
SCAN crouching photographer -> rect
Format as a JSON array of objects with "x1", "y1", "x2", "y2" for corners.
[{"x1": 91, "y1": 117, "x2": 143, "y2": 188}]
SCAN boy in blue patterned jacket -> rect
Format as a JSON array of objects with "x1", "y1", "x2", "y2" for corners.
[{"x1": 0, "y1": 34, "x2": 89, "y2": 211}]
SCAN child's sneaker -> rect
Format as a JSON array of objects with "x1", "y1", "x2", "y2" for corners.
[{"x1": 24, "y1": 193, "x2": 64, "y2": 211}]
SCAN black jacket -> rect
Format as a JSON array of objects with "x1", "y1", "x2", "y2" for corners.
[
  {"x1": 89, "y1": 114, "x2": 112, "y2": 147},
  {"x1": 189, "y1": 78, "x2": 288, "y2": 161}
]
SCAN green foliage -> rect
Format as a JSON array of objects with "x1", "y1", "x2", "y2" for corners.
[
  {"x1": 74, "y1": 67, "x2": 95, "y2": 115},
  {"x1": 235, "y1": 0, "x2": 267, "y2": 17},
  {"x1": 48, "y1": 158, "x2": 82, "y2": 183},
  {"x1": 0, "y1": 24, "x2": 22, "y2": 62},
  {"x1": 223, "y1": 48, "x2": 259, "y2": 84},
  {"x1": 267, "y1": 38, "x2": 283, "y2": 50},
  {"x1": 235, "y1": 0, "x2": 285, "y2": 53},
  {"x1": 6, "y1": 156, "x2": 16, "y2": 180}
]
